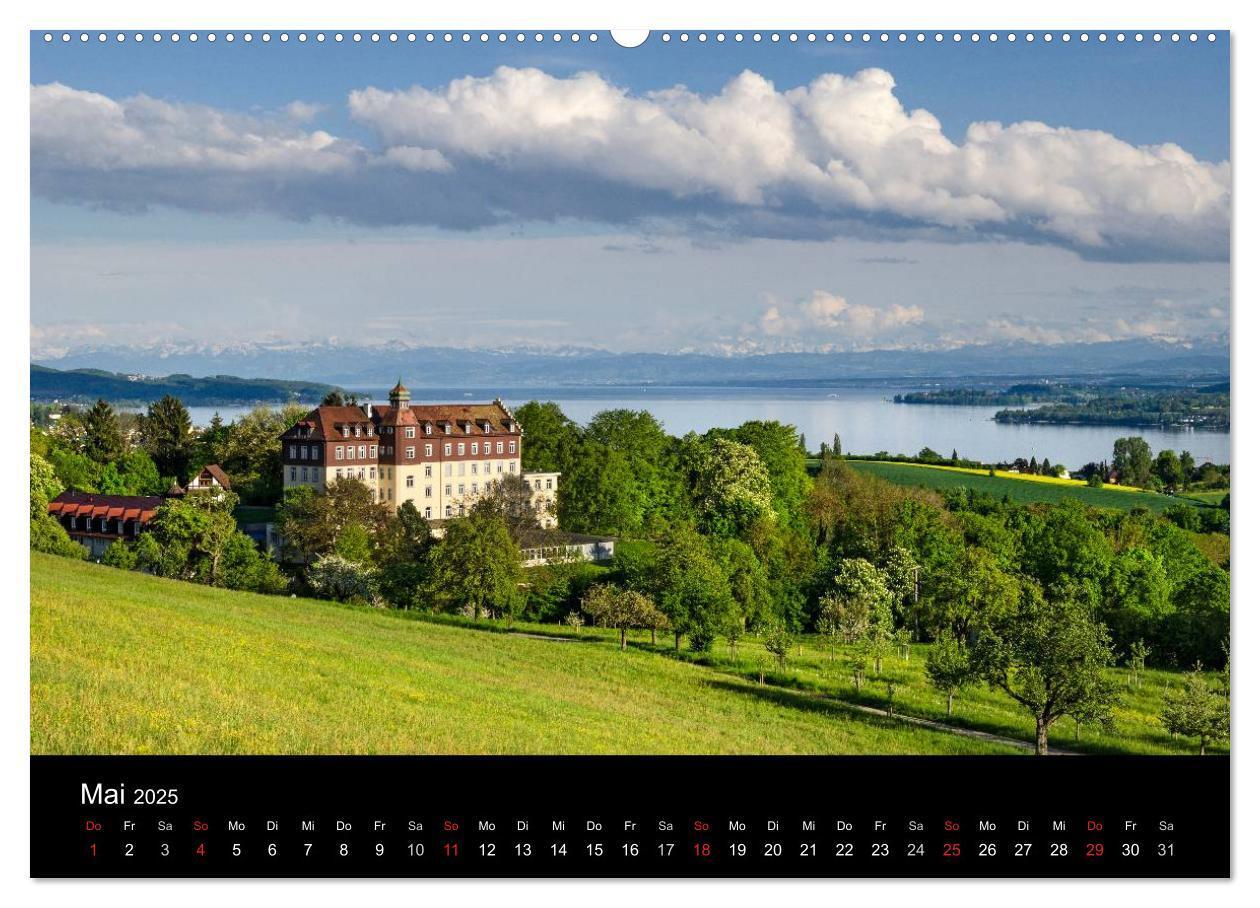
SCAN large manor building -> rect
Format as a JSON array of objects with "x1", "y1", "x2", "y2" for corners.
[{"x1": 279, "y1": 382, "x2": 557, "y2": 526}]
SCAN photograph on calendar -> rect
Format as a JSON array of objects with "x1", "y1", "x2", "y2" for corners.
[{"x1": 30, "y1": 30, "x2": 1229, "y2": 762}]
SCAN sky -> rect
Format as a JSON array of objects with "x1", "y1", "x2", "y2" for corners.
[{"x1": 30, "y1": 30, "x2": 1231, "y2": 358}]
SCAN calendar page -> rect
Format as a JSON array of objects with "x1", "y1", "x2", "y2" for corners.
[{"x1": 27, "y1": 22, "x2": 1231, "y2": 880}]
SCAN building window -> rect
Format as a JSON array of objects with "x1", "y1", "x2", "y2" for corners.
[
  {"x1": 445, "y1": 505, "x2": 453, "y2": 517},
  {"x1": 509, "y1": 461, "x2": 516, "y2": 473},
  {"x1": 424, "y1": 424, "x2": 432, "y2": 435},
  {"x1": 471, "y1": 463, "x2": 478, "y2": 476},
  {"x1": 424, "y1": 464, "x2": 432, "y2": 478},
  {"x1": 458, "y1": 463, "x2": 466, "y2": 477},
  {"x1": 370, "y1": 445, "x2": 377, "y2": 458},
  {"x1": 546, "y1": 478, "x2": 553, "y2": 490},
  {"x1": 290, "y1": 468, "x2": 297, "y2": 482},
  {"x1": 369, "y1": 467, "x2": 376, "y2": 479},
  {"x1": 358, "y1": 468, "x2": 365, "y2": 480},
  {"x1": 406, "y1": 475, "x2": 414, "y2": 488},
  {"x1": 444, "y1": 463, "x2": 452, "y2": 477},
  {"x1": 458, "y1": 484, "x2": 465, "y2": 496},
  {"x1": 336, "y1": 468, "x2": 343, "y2": 479},
  {"x1": 301, "y1": 467, "x2": 308, "y2": 482},
  {"x1": 497, "y1": 462, "x2": 504, "y2": 474},
  {"x1": 405, "y1": 427, "x2": 416, "y2": 439},
  {"x1": 288, "y1": 445, "x2": 296, "y2": 459},
  {"x1": 425, "y1": 485, "x2": 432, "y2": 498},
  {"x1": 444, "y1": 484, "x2": 452, "y2": 496},
  {"x1": 424, "y1": 443, "x2": 433, "y2": 457},
  {"x1": 443, "y1": 443, "x2": 452, "y2": 456},
  {"x1": 471, "y1": 482, "x2": 478, "y2": 494},
  {"x1": 358, "y1": 444, "x2": 367, "y2": 459},
  {"x1": 509, "y1": 441, "x2": 517, "y2": 454},
  {"x1": 406, "y1": 446, "x2": 415, "y2": 459},
  {"x1": 424, "y1": 506, "x2": 432, "y2": 519},
  {"x1": 312, "y1": 468, "x2": 320, "y2": 482},
  {"x1": 471, "y1": 442, "x2": 479, "y2": 456},
  {"x1": 535, "y1": 479, "x2": 542, "y2": 490},
  {"x1": 336, "y1": 446, "x2": 344, "y2": 460},
  {"x1": 312, "y1": 445, "x2": 321, "y2": 460},
  {"x1": 457, "y1": 443, "x2": 465, "y2": 456},
  {"x1": 496, "y1": 441, "x2": 504, "y2": 454}
]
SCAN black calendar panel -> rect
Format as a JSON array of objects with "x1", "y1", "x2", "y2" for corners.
[{"x1": 31, "y1": 755, "x2": 1228, "y2": 878}]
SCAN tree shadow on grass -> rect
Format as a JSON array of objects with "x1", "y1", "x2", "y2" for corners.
[{"x1": 703, "y1": 677, "x2": 904, "y2": 729}]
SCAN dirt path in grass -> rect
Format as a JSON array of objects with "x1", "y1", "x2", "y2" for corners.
[{"x1": 809, "y1": 690, "x2": 1075, "y2": 755}]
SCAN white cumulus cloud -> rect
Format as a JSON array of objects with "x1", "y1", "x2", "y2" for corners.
[
  {"x1": 347, "y1": 66, "x2": 1229, "y2": 258},
  {"x1": 759, "y1": 290, "x2": 925, "y2": 344},
  {"x1": 30, "y1": 67, "x2": 1230, "y2": 261},
  {"x1": 32, "y1": 82, "x2": 360, "y2": 175}
]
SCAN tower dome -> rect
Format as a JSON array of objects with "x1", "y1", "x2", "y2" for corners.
[{"x1": 388, "y1": 379, "x2": 411, "y2": 407}]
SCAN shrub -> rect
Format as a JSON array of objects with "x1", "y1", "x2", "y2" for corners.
[
  {"x1": 306, "y1": 554, "x2": 378, "y2": 604},
  {"x1": 30, "y1": 515, "x2": 86, "y2": 560},
  {"x1": 100, "y1": 540, "x2": 138, "y2": 571}
]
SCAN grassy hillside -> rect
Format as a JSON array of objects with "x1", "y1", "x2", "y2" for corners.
[
  {"x1": 30, "y1": 554, "x2": 1016, "y2": 756},
  {"x1": 846, "y1": 460, "x2": 1198, "y2": 513}
]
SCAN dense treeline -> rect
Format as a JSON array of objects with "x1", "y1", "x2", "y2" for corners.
[
  {"x1": 32, "y1": 396, "x2": 307, "y2": 505},
  {"x1": 30, "y1": 397, "x2": 1230, "y2": 675},
  {"x1": 896, "y1": 382, "x2": 1229, "y2": 431},
  {"x1": 31, "y1": 364, "x2": 339, "y2": 407},
  {"x1": 30, "y1": 395, "x2": 1230, "y2": 755},
  {"x1": 508, "y1": 403, "x2": 1227, "y2": 669},
  {"x1": 895, "y1": 384, "x2": 1070, "y2": 406},
  {"x1": 995, "y1": 388, "x2": 1229, "y2": 430}
]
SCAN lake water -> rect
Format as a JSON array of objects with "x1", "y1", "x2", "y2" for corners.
[{"x1": 185, "y1": 386, "x2": 1231, "y2": 469}]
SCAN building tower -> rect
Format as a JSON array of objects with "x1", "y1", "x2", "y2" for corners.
[{"x1": 389, "y1": 379, "x2": 411, "y2": 409}]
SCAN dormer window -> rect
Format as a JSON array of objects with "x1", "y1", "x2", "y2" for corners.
[
  {"x1": 424, "y1": 424, "x2": 432, "y2": 435},
  {"x1": 341, "y1": 426, "x2": 349, "y2": 438},
  {"x1": 354, "y1": 425, "x2": 362, "y2": 437}
]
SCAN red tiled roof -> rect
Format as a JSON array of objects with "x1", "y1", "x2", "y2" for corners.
[
  {"x1": 281, "y1": 405, "x2": 373, "y2": 441},
  {"x1": 48, "y1": 490, "x2": 164, "y2": 523},
  {"x1": 372, "y1": 402, "x2": 515, "y2": 435},
  {"x1": 281, "y1": 400, "x2": 517, "y2": 440}
]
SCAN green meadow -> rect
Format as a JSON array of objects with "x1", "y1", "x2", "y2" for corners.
[
  {"x1": 31, "y1": 554, "x2": 1221, "y2": 756},
  {"x1": 844, "y1": 461, "x2": 1200, "y2": 513},
  {"x1": 30, "y1": 554, "x2": 1015, "y2": 756}
]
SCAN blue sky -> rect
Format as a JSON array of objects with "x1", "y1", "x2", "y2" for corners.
[{"x1": 30, "y1": 31, "x2": 1231, "y2": 356}]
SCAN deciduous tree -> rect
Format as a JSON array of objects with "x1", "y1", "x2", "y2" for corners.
[
  {"x1": 581, "y1": 584, "x2": 666, "y2": 650},
  {"x1": 972, "y1": 589, "x2": 1118, "y2": 755},
  {"x1": 1161, "y1": 666, "x2": 1229, "y2": 755},
  {"x1": 925, "y1": 638, "x2": 975, "y2": 717},
  {"x1": 429, "y1": 511, "x2": 522, "y2": 620}
]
